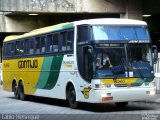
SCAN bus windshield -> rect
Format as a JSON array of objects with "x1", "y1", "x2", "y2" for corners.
[
  {"x1": 92, "y1": 25, "x2": 150, "y2": 41},
  {"x1": 94, "y1": 44, "x2": 153, "y2": 79}
]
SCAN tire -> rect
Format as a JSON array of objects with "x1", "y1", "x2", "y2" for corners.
[
  {"x1": 13, "y1": 82, "x2": 19, "y2": 99},
  {"x1": 68, "y1": 86, "x2": 78, "y2": 109},
  {"x1": 115, "y1": 102, "x2": 128, "y2": 109},
  {"x1": 18, "y1": 82, "x2": 26, "y2": 101}
]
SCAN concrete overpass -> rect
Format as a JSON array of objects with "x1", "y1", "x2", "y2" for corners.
[
  {"x1": 0, "y1": 0, "x2": 160, "y2": 55},
  {"x1": 0, "y1": 0, "x2": 143, "y2": 33}
]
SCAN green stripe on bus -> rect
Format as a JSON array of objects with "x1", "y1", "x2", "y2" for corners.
[
  {"x1": 43, "y1": 55, "x2": 64, "y2": 90},
  {"x1": 52, "y1": 23, "x2": 74, "y2": 32},
  {"x1": 144, "y1": 77, "x2": 154, "y2": 82},
  {"x1": 62, "y1": 23, "x2": 74, "y2": 29},
  {"x1": 136, "y1": 77, "x2": 154, "y2": 83},
  {"x1": 36, "y1": 57, "x2": 53, "y2": 89}
]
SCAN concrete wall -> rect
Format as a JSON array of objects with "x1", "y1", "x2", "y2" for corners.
[
  {"x1": 0, "y1": 0, "x2": 125, "y2": 13},
  {"x1": 0, "y1": 0, "x2": 75, "y2": 12},
  {"x1": 0, "y1": 0, "x2": 143, "y2": 33}
]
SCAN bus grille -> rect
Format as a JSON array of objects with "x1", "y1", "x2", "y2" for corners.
[{"x1": 114, "y1": 83, "x2": 143, "y2": 87}]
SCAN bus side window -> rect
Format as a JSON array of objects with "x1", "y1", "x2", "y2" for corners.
[
  {"x1": 67, "y1": 30, "x2": 74, "y2": 50},
  {"x1": 35, "y1": 37, "x2": 41, "y2": 54},
  {"x1": 3, "y1": 43, "x2": 6, "y2": 58},
  {"x1": 77, "y1": 25, "x2": 90, "y2": 43},
  {"x1": 24, "y1": 39, "x2": 29, "y2": 54},
  {"x1": 52, "y1": 34, "x2": 59, "y2": 52},
  {"x1": 41, "y1": 36, "x2": 46, "y2": 53},
  {"x1": 60, "y1": 32, "x2": 67, "y2": 52},
  {"x1": 46, "y1": 35, "x2": 53, "y2": 53},
  {"x1": 29, "y1": 39, "x2": 34, "y2": 55},
  {"x1": 16, "y1": 40, "x2": 24, "y2": 56},
  {"x1": 6, "y1": 42, "x2": 15, "y2": 57}
]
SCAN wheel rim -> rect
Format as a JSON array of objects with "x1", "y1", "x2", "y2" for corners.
[
  {"x1": 14, "y1": 85, "x2": 18, "y2": 97},
  {"x1": 19, "y1": 85, "x2": 24, "y2": 99},
  {"x1": 69, "y1": 89, "x2": 76, "y2": 105}
]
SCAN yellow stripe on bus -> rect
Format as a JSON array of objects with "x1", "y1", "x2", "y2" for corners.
[
  {"x1": 101, "y1": 78, "x2": 137, "y2": 84},
  {"x1": 3, "y1": 57, "x2": 44, "y2": 95}
]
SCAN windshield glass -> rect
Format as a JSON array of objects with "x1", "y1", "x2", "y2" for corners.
[
  {"x1": 127, "y1": 44, "x2": 151, "y2": 63},
  {"x1": 92, "y1": 26, "x2": 150, "y2": 41},
  {"x1": 127, "y1": 44, "x2": 153, "y2": 78},
  {"x1": 93, "y1": 44, "x2": 153, "y2": 79}
]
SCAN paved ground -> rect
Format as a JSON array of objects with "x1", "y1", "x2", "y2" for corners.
[{"x1": 0, "y1": 85, "x2": 160, "y2": 120}]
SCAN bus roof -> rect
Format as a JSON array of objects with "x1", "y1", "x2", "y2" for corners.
[
  {"x1": 4, "y1": 22, "x2": 74, "y2": 42},
  {"x1": 74, "y1": 18, "x2": 147, "y2": 26},
  {"x1": 4, "y1": 18, "x2": 147, "y2": 42}
]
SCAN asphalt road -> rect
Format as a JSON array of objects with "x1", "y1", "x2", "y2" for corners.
[{"x1": 0, "y1": 85, "x2": 160, "y2": 120}]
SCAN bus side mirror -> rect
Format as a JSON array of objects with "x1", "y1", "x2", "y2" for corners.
[{"x1": 152, "y1": 45, "x2": 158, "y2": 64}]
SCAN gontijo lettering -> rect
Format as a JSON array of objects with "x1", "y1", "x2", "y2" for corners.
[{"x1": 18, "y1": 60, "x2": 38, "y2": 68}]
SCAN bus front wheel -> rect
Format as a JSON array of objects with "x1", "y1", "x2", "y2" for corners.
[
  {"x1": 115, "y1": 102, "x2": 128, "y2": 109},
  {"x1": 68, "y1": 86, "x2": 78, "y2": 109}
]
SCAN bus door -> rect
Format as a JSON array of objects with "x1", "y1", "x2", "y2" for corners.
[
  {"x1": 82, "y1": 46, "x2": 93, "y2": 99},
  {"x1": 77, "y1": 45, "x2": 93, "y2": 99}
]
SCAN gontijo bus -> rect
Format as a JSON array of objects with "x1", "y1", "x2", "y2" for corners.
[{"x1": 2, "y1": 18, "x2": 157, "y2": 108}]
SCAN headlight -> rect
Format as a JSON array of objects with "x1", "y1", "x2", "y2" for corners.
[
  {"x1": 146, "y1": 90, "x2": 156, "y2": 95},
  {"x1": 150, "y1": 90, "x2": 156, "y2": 95}
]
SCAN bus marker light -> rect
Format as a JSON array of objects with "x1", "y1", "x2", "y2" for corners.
[
  {"x1": 101, "y1": 94, "x2": 107, "y2": 97},
  {"x1": 146, "y1": 91, "x2": 155, "y2": 95},
  {"x1": 150, "y1": 91, "x2": 155, "y2": 95}
]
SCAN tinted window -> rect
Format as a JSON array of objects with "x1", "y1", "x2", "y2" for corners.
[
  {"x1": 60, "y1": 32, "x2": 67, "y2": 51},
  {"x1": 3, "y1": 43, "x2": 7, "y2": 58},
  {"x1": 41, "y1": 37, "x2": 46, "y2": 53},
  {"x1": 6, "y1": 42, "x2": 15, "y2": 57},
  {"x1": 16, "y1": 41, "x2": 24, "y2": 56},
  {"x1": 92, "y1": 26, "x2": 150, "y2": 40},
  {"x1": 52, "y1": 34, "x2": 59, "y2": 52},
  {"x1": 35, "y1": 37, "x2": 41, "y2": 54},
  {"x1": 46, "y1": 35, "x2": 53, "y2": 53},
  {"x1": 29, "y1": 38, "x2": 34, "y2": 54},
  {"x1": 77, "y1": 25, "x2": 90, "y2": 42},
  {"x1": 24, "y1": 39, "x2": 29, "y2": 54},
  {"x1": 67, "y1": 30, "x2": 74, "y2": 50}
]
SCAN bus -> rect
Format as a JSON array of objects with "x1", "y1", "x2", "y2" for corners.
[{"x1": 2, "y1": 18, "x2": 157, "y2": 109}]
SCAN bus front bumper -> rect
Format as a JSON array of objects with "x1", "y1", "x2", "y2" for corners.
[{"x1": 89, "y1": 87, "x2": 156, "y2": 103}]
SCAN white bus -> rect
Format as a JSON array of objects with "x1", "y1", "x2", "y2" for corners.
[{"x1": 2, "y1": 18, "x2": 157, "y2": 109}]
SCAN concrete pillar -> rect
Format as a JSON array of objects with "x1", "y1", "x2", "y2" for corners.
[
  {"x1": 0, "y1": 12, "x2": 6, "y2": 32},
  {"x1": 123, "y1": 0, "x2": 142, "y2": 20}
]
